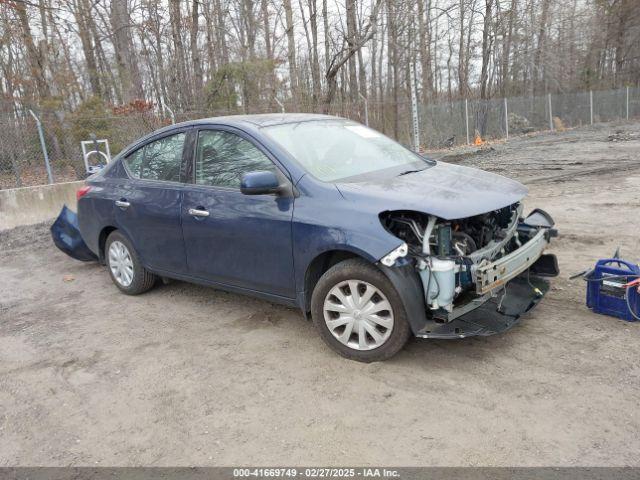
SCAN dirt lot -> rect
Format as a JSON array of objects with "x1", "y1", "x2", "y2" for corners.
[{"x1": 1, "y1": 121, "x2": 639, "y2": 466}]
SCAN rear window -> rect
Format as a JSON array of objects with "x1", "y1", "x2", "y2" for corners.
[
  {"x1": 124, "y1": 148, "x2": 144, "y2": 178},
  {"x1": 124, "y1": 133, "x2": 185, "y2": 182}
]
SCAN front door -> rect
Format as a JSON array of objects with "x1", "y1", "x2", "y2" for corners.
[
  {"x1": 181, "y1": 128, "x2": 295, "y2": 298},
  {"x1": 115, "y1": 130, "x2": 189, "y2": 274}
]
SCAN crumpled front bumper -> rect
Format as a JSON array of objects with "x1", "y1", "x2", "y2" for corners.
[
  {"x1": 474, "y1": 228, "x2": 550, "y2": 294},
  {"x1": 415, "y1": 275, "x2": 549, "y2": 339},
  {"x1": 379, "y1": 207, "x2": 558, "y2": 339},
  {"x1": 381, "y1": 261, "x2": 554, "y2": 339}
]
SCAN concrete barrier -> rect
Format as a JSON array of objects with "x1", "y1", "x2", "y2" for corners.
[{"x1": 0, "y1": 181, "x2": 82, "y2": 230}]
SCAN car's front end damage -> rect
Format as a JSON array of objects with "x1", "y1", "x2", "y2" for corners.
[{"x1": 377, "y1": 203, "x2": 559, "y2": 338}]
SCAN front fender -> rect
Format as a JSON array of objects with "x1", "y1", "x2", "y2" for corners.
[
  {"x1": 292, "y1": 176, "x2": 403, "y2": 297},
  {"x1": 378, "y1": 261, "x2": 428, "y2": 334}
]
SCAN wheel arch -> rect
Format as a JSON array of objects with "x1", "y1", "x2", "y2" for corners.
[
  {"x1": 98, "y1": 226, "x2": 118, "y2": 263},
  {"x1": 301, "y1": 248, "x2": 377, "y2": 315}
]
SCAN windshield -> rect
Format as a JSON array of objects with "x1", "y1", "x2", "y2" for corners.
[{"x1": 263, "y1": 119, "x2": 432, "y2": 182}]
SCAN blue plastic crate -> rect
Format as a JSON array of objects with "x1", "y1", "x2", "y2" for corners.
[{"x1": 586, "y1": 259, "x2": 640, "y2": 322}]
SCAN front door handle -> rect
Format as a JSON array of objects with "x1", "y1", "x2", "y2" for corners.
[
  {"x1": 115, "y1": 199, "x2": 130, "y2": 209},
  {"x1": 188, "y1": 207, "x2": 210, "y2": 218}
]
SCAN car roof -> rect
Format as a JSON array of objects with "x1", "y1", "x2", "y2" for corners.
[
  {"x1": 174, "y1": 113, "x2": 342, "y2": 129},
  {"x1": 117, "y1": 113, "x2": 347, "y2": 161}
]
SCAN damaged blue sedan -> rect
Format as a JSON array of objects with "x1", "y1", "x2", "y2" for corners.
[{"x1": 67, "y1": 114, "x2": 558, "y2": 362}]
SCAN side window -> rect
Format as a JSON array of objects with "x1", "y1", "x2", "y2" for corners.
[
  {"x1": 123, "y1": 148, "x2": 143, "y2": 178},
  {"x1": 141, "y1": 133, "x2": 185, "y2": 182},
  {"x1": 196, "y1": 130, "x2": 278, "y2": 188}
]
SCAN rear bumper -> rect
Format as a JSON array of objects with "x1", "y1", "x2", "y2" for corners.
[{"x1": 50, "y1": 206, "x2": 97, "y2": 262}]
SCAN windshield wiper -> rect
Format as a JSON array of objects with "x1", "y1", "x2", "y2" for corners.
[{"x1": 397, "y1": 168, "x2": 426, "y2": 176}]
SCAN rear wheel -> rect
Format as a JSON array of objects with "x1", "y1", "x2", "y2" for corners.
[
  {"x1": 105, "y1": 231, "x2": 157, "y2": 295},
  {"x1": 311, "y1": 259, "x2": 411, "y2": 362}
]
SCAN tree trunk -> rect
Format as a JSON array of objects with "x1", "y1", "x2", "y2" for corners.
[
  {"x1": 215, "y1": 0, "x2": 230, "y2": 65},
  {"x1": 15, "y1": 2, "x2": 49, "y2": 99},
  {"x1": 88, "y1": 6, "x2": 117, "y2": 103},
  {"x1": 169, "y1": 0, "x2": 190, "y2": 107},
  {"x1": 308, "y1": 0, "x2": 321, "y2": 105},
  {"x1": 110, "y1": 0, "x2": 144, "y2": 102},
  {"x1": 299, "y1": 0, "x2": 315, "y2": 104},
  {"x1": 417, "y1": 0, "x2": 432, "y2": 100},
  {"x1": 203, "y1": 0, "x2": 217, "y2": 74},
  {"x1": 346, "y1": 0, "x2": 359, "y2": 102},
  {"x1": 534, "y1": 0, "x2": 551, "y2": 92},
  {"x1": 147, "y1": 0, "x2": 169, "y2": 111},
  {"x1": 480, "y1": 0, "x2": 493, "y2": 100},
  {"x1": 323, "y1": 0, "x2": 383, "y2": 110},
  {"x1": 500, "y1": 0, "x2": 517, "y2": 96},
  {"x1": 323, "y1": 0, "x2": 330, "y2": 73},
  {"x1": 140, "y1": 33, "x2": 164, "y2": 113},
  {"x1": 457, "y1": 0, "x2": 466, "y2": 97},
  {"x1": 75, "y1": 0, "x2": 102, "y2": 97},
  {"x1": 262, "y1": 0, "x2": 276, "y2": 105},
  {"x1": 387, "y1": 0, "x2": 399, "y2": 137},
  {"x1": 284, "y1": 0, "x2": 298, "y2": 101},
  {"x1": 191, "y1": 0, "x2": 204, "y2": 100}
]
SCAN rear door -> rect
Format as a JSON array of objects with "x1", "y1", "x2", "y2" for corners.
[
  {"x1": 115, "y1": 129, "x2": 191, "y2": 274},
  {"x1": 181, "y1": 127, "x2": 295, "y2": 298}
]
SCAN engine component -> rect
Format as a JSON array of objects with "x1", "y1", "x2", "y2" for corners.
[
  {"x1": 417, "y1": 218, "x2": 457, "y2": 312},
  {"x1": 452, "y1": 231, "x2": 477, "y2": 255},
  {"x1": 419, "y1": 258, "x2": 457, "y2": 311},
  {"x1": 457, "y1": 257, "x2": 474, "y2": 288},
  {"x1": 422, "y1": 215, "x2": 437, "y2": 256},
  {"x1": 379, "y1": 203, "x2": 524, "y2": 317},
  {"x1": 380, "y1": 203, "x2": 519, "y2": 257},
  {"x1": 436, "y1": 224, "x2": 452, "y2": 256}
]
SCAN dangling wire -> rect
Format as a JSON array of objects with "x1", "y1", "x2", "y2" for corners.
[
  {"x1": 497, "y1": 284, "x2": 508, "y2": 312},
  {"x1": 527, "y1": 269, "x2": 544, "y2": 297},
  {"x1": 626, "y1": 288, "x2": 640, "y2": 321}
]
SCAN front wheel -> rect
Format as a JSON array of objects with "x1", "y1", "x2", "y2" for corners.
[
  {"x1": 311, "y1": 259, "x2": 411, "y2": 362},
  {"x1": 105, "y1": 231, "x2": 157, "y2": 295}
]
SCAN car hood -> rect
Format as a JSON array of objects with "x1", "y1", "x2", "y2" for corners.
[{"x1": 335, "y1": 161, "x2": 527, "y2": 220}]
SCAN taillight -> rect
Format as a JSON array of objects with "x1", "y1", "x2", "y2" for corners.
[{"x1": 76, "y1": 185, "x2": 92, "y2": 200}]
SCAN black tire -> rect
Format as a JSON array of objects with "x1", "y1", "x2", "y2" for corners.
[
  {"x1": 311, "y1": 258, "x2": 411, "y2": 362},
  {"x1": 105, "y1": 230, "x2": 157, "y2": 295}
]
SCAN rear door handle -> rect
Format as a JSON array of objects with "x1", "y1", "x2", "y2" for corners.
[
  {"x1": 188, "y1": 208, "x2": 210, "y2": 218},
  {"x1": 115, "y1": 200, "x2": 130, "y2": 209}
]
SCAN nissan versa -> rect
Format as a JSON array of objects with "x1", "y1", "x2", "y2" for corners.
[{"x1": 64, "y1": 114, "x2": 559, "y2": 362}]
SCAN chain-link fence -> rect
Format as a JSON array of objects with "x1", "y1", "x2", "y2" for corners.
[
  {"x1": 1, "y1": 86, "x2": 638, "y2": 190},
  {"x1": 0, "y1": 109, "x2": 168, "y2": 190},
  {"x1": 419, "y1": 87, "x2": 639, "y2": 148}
]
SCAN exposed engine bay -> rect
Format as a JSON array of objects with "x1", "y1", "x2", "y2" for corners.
[{"x1": 379, "y1": 204, "x2": 558, "y2": 323}]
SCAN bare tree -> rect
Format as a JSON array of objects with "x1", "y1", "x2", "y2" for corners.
[
  {"x1": 110, "y1": 0, "x2": 144, "y2": 102},
  {"x1": 283, "y1": 0, "x2": 298, "y2": 100},
  {"x1": 324, "y1": 0, "x2": 383, "y2": 109},
  {"x1": 479, "y1": 0, "x2": 494, "y2": 100},
  {"x1": 1, "y1": 0, "x2": 638, "y2": 143},
  {"x1": 191, "y1": 0, "x2": 204, "y2": 99}
]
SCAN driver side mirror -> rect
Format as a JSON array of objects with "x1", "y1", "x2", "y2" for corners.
[{"x1": 240, "y1": 171, "x2": 281, "y2": 195}]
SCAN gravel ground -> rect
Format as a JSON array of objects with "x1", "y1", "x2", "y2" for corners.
[{"x1": 1, "y1": 121, "x2": 639, "y2": 466}]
